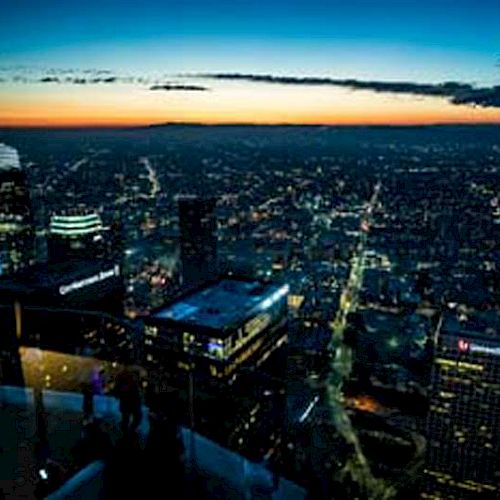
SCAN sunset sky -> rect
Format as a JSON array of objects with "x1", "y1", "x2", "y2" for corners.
[{"x1": 1, "y1": 0, "x2": 499, "y2": 127}]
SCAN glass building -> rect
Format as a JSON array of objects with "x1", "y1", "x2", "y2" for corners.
[
  {"x1": 0, "y1": 144, "x2": 34, "y2": 277},
  {"x1": 178, "y1": 195, "x2": 217, "y2": 287},
  {"x1": 48, "y1": 209, "x2": 104, "y2": 263},
  {"x1": 144, "y1": 278, "x2": 289, "y2": 460},
  {"x1": 422, "y1": 310, "x2": 499, "y2": 498}
]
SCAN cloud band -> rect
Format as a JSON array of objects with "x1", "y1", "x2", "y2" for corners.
[{"x1": 196, "y1": 73, "x2": 500, "y2": 108}]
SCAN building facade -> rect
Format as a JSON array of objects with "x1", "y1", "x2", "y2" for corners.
[
  {"x1": 178, "y1": 195, "x2": 217, "y2": 287},
  {"x1": 144, "y1": 278, "x2": 289, "y2": 459},
  {"x1": 422, "y1": 311, "x2": 499, "y2": 498},
  {"x1": 0, "y1": 144, "x2": 34, "y2": 277},
  {"x1": 0, "y1": 259, "x2": 127, "y2": 358},
  {"x1": 47, "y1": 209, "x2": 104, "y2": 263}
]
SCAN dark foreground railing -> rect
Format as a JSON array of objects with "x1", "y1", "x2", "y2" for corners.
[{"x1": 0, "y1": 386, "x2": 305, "y2": 499}]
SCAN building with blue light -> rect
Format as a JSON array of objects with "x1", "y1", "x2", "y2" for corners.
[
  {"x1": 145, "y1": 279, "x2": 288, "y2": 380},
  {"x1": 144, "y1": 278, "x2": 289, "y2": 459},
  {"x1": 0, "y1": 144, "x2": 34, "y2": 277}
]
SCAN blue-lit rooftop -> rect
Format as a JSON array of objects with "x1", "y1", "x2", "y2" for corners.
[{"x1": 153, "y1": 279, "x2": 289, "y2": 330}]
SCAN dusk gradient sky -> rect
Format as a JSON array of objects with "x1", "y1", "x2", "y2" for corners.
[{"x1": 1, "y1": 0, "x2": 499, "y2": 126}]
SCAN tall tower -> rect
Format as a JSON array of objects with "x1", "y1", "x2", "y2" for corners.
[
  {"x1": 0, "y1": 144, "x2": 34, "y2": 277},
  {"x1": 0, "y1": 144, "x2": 29, "y2": 386},
  {"x1": 178, "y1": 195, "x2": 217, "y2": 287},
  {"x1": 422, "y1": 310, "x2": 499, "y2": 498},
  {"x1": 47, "y1": 208, "x2": 104, "y2": 263}
]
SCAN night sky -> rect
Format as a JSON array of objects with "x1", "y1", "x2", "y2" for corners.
[{"x1": 1, "y1": 0, "x2": 499, "y2": 126}]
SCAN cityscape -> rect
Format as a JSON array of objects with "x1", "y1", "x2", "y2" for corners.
[{"x1": 0, "y1": 1, "x2": 499, "y2": 499}]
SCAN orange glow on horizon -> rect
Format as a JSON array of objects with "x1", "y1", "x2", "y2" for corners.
[
  {"x1": 3, "y1": 110, "x2": 500, "y2": 128},
  {"x1": 2, "y1": 115, "x2": 499, "y2": 128},
  {"x1": 1, "y1": 83, "x2": 499, "y2": 127}
]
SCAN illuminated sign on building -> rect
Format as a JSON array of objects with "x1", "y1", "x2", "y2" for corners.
[
  {"x1": 59, "y1": 265, "x2": 120, "y2": 296},
  {"x1": 458, "y1": 339, "x2": 470, "y2": 353},
  {"x1": 50, "y1": 213, "x2": 103, "y2": 236}
]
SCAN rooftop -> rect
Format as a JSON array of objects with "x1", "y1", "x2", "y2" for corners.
[
  {"x1": 0, "y1": 385, "x2": 305, "y2": 499},
  {"x1": 442, "y1": 309, "x2": 500, "y2": 341},
  {"x1": 153, "y1": 279, "x2": 289, "y2": 330},
  {"x1": 0, "y1": 143, "x2": 21, "y2": 172},
  {"x1": 0, "y1": 260, "x2": 120, "y2": 295}
]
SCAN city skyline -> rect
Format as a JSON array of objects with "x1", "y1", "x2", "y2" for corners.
[
  {"x1": 0, "y1": 119, "x2": 498, "y2": 498},
  {"x1": 0, "y1": 2, "x2": 498, "y2": 496},
  {"x1": 1, "y1": 0, "x2": 500, "y2": 126}
]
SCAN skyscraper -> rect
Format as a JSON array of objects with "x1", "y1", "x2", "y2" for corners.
[
  {"x1": 0, "y1": 144, "x2": 34, "y2": 277},
  {"x1": 178, "y1": 195, "x2": 217, "y2": 287},
  {"x1": 47, "y1": 208, "x2": 104, "y2": 263},
  {"x1": 0, "y1": 144, "x2": 31, "y2": 386},
  {"x1": 144, "y1": 278, "x2": 289, "y2": 459},
  {"x1": 422, "y1": 310, "x2": 499, "y2": 498}
]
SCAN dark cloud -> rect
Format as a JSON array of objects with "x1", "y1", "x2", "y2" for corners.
[
  {"x1": 149, "y1": 83, "x2": 209, "y2": 92},
  {"x1": 67, "y1": 77, "x2": 88, "y2": 84},
  {"x1": 197, "y1": 73, "x2": 500, "y2": 108},
  {"x1": 5, "y1": 69, "x2": 191, "y2": 88},
  {"x1": 0, "y1": 67, "x2": 120, "y2": 85},
  {"x1": 39, "y1": 77, "x2": 60, "y2": 83},
  {"x1": 36, "y1": 75, "x2": 119, "y2": 85},
  {"x1": 89, "y1": 76, "x2": 118, "y2": 83},
  {"x1": 450, "y1": 86, "x2": 500, "y2": 108},
  {"x1": 5, "y1": 67, "x2": 498, "y2": 108}
]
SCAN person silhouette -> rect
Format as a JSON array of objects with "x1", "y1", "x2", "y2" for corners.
[{"x1": 114, "y1": 367, "x2": 142, "y2": 435}]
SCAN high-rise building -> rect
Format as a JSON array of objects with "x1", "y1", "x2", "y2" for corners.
[
  {"x1": 0, "y1": 259, "x2": 126, "y2": 357},
  {"x1": 422, "y1": 310, "x2": 499, "y2": 498},
  {"x1": 178, "y1": 195, "x2": 217, "y2": 287},
  {"x1": 47, "y1": 209, "x2": 104, "y2": 263},
  {"x1": 144, "y1": 278, "x2": 289, "y2": 459},
  {"x1": 105, "y1": 217, "x2": 125, "y2": 264},
  {"x1": 0, "y1": 144, "x2": 34, "y2": 277}
]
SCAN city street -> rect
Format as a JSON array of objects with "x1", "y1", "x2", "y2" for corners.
[{"x1": 324, "y1": 182, "x2": 388, "y2": 495}]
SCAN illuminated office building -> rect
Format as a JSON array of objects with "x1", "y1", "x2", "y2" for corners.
[
  {"x1": 178, "y1": 195, "x2": 217, "y2": 287},
  {"x1": 0, "y1": 144, "x2": 34, "y2": 277},
  {"x1": 47, "y1": 209, "x2": 104, "y2": 263},
  {"x1": 144, "y1": 278, "x2": 289, "y2": 459},
  {"x1": 0, "y1": 259, "x2": 126, "y2": 357},
  {"x1": 422, "y1": 311, "x2": 499, "y2": 499}
]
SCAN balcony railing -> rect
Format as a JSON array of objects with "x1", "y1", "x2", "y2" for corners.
[{"x1": 0, "y1": 385, "x2": 305, "y2": 499}]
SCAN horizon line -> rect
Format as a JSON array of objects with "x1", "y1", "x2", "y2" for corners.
[{"x1": 1, "y1": 120, "x2": 500, "y2": 130}]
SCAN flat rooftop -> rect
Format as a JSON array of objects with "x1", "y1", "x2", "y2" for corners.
[
  {"x1": 443, "y1": 310, "x2": 500, "y2": 341},
  {"x1": 0, "y1": 260, "x2": 120, "y2": 295},
  {"x1": 153, "y1": 279, "x2": 288, "y2": 330},
  {"x1": 0, "y1": 386, "x2": 305, "y2": 499}
]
